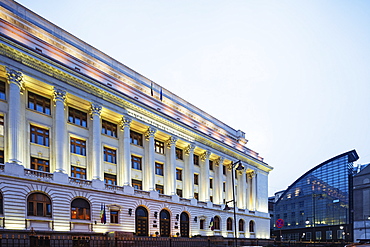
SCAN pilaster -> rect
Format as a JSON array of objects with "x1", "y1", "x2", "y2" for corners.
[
  {"x1": 199, "y1": 150, "x2": 211, "y2": 202},
  {"x1": 184, "y1": 144, "x2": 195, "y2": 199},
  {"x1": 165, "y1": 136, "x2": 177, "y2": 195},
  {"x1": 144, "y1": 127, "x2": 156, "y2": 191},
  {"x1": 120, "y1": 116, "x2": 132, "y2": 186},
  {"x1": 214, "y1": 156, "x2": 224, "y2": 205},
  {"x1": 90, "y1": 103, "x2": 102, "y2": 180},
  {"x1": 53, "y1": 87, "x2": 67, "y2": 173}
]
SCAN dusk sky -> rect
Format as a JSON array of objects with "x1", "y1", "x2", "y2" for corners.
[{"x1": 18, "y1": 0, "x2": 370, "y2": 196}]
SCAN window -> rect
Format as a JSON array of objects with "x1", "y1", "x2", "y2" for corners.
[
  {"x1": 175, "y1": 148, "x2": 183, "y2": 160},
  {"x1": 223, "y1": 182, "x2": 226, "y2": 192},
  {"x1": 155, "y1": 140, "x2": 164, "y2": 154},
  {"x1": 194, "y1": 193, "x2": 199, "y2": 200},
  {"x1": 104, "y1": 147, "x2": 116, "y2": 164},
  {"x1": 193, "y1": 154, "x2": 199, "y2": 165},
  {"x1": 0, "y1": 193, "x2": 3, "y2": 215},
  {"x1": 194, "y1": 174, "x2": 199, "y2": 185},
  {"x1": 71, "y1": 198, "x2": 90, "y2": 220},
  {"x1": 214, "y1": 216, "x2": 220, "y2": 230},
  {"x1": 176, "y1": 189, "x2": 183, "y2": 198},
  {"x1": 104, "y1": 173, "x2": 117, "y2": 185},
  {"x1": 209, "y1": 160, "x2": 213, "y2": 170},
  {"x1": 326, "y1": 230, "x2": 332, "y2": 240},
  {"x1": 155, "y1": 162, "x2": 164, "y2": 176},
  {"x1": 227, "y1": 218, "x2": 233, "y2": 231},
  {"x1": 70, "y1": 137, "x2": 86, "y2": 156},
  {"x1": 239, "y1": 219, "x2": 245, "y2": 232},
  {"x1": 0, "y1": 150, "x2": 4, "y2": 164},
  {"x1": 102, "y1": 120, "x2": 117, "y2": 138},
  {"x1": 210, "y1": 178, "x2": 213, "y2": 189},
  {"x1": 210, "y1": 196, "x2": 213, "y2": 202},
  {"x1": 30, "y1": 125, "x2": 49, "y2": 146},
  {"x1": 156, "y1": 184, "x2": 164, "y2": 194},
  {"x1": 132, "y1": 179, "x2": 142, "y2": 190},
  {"x1": 200, "y1": 219, "x2": 205, "y2": 229},
  {"x1": 0, "y1": 115, "x2": 3, "y2": 136},
  {"x1": 0, "y1": 80, "x2": 5, "y2": 100},
  {"x1": 249, "y1": 220, "x2": 255, "y2": 232},
  {"x1": 223, "y1": 165, "x2": 226, "y2": 175},
  {"x1": 27, "y1": 193, "x2": 52, "y2": 217},
  {"x1": 71, "y1": 166, "x2": 86, "y2": 179},
  {"x1": 31, "y1": 157, "x2": 49, "y2": 172},
  {"x1": 68, "y1": 107, "x2": 87, "y2": 127},
  {"x1": 110, "y1": 209, "x2": 119, "y2": 224},
  {"x1": 28, "y1": 92, "x2": 51, "y2": 115},
  {"x1": 131, "y1": 156, "x2": 142, "y2": 170},
  {"x1": 130, "y1": 130, "x2": 143, "y2": 146},
  {"x1": 176, "y1": 169, "x2": 182, "y2": 181}
]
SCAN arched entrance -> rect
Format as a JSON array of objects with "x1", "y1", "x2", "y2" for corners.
[
  {"x1": 135, "y1": 206, "x2": 148, "y2": 236},
  {"x1": 160, "y1": 209, "x2": 171, "y2": 237},
  {"x1": 180, "y1": 212, "x2": 189, "y2": 237}
]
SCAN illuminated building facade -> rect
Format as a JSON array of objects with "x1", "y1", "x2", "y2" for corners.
[
  {"x1": 0, "y1": 0, "x2": 272, "y2": 238},
  {"x1": 273, "y1": 150, "x2": 358, "y2": 242}
]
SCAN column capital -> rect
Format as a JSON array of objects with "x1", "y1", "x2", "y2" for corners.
[
  {"x1": 6, "y1": 67, "x2": 24, "y2": 89},
  {"x1": 145, "y1": 127, "x2": 157, "y2": 140},
  {"x1": 200, "y1": 150, "x2": 211, "y2": 161},
  {"x1": 247, "y1": 170, "x2": 256, "y2": 178},
  {"x1": 90, "y1": 103, "x2": 102, "y2": 118},
  {"x1": 184, "y1": 144, "x2": 196, "y2": 156},
  {"x1": 53, "y1": 87, "x2": 67, "y2": 104},
  {"x1": 166, "y1": 136, "x2": 178, "y2": 148},
  {"x1": 120, "y1": 116, "x2": 132, "y2": 130},
  {"x1": 214, "y1": 157, "x2": 225, "y2": 167}
]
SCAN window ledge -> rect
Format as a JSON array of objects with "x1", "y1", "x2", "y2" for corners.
[{"x1": 26, "y1": 216, "x2": 52, "y2": 221}]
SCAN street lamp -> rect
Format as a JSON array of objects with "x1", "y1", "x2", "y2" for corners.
[{"x1": 223, "y1": 160, "x2": 244, "y2": 247}]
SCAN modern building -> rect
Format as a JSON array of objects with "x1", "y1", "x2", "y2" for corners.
[
  {"x1": 0, "y1": 0, "x2": 272, "y2": 239},
  {"x1": 353, "y1": 163, "x2": 370, "y2": 242},
  {"x1": 273, "y1": 150, "x2": 359, "y2": 242}
]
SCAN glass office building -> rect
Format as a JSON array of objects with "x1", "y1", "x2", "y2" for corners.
[{"x1": 273, "y1": 150, "x2": 359, "y2": 242}]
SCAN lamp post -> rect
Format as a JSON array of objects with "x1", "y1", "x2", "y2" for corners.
[{"x1": 223, "y1": 160, "x2": 244, "y2": 247}]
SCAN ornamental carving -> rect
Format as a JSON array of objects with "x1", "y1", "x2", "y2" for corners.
[
  {"x1": 184, "y1": 144, "x2": 195, "y2": 156},
  {"x1": 145, "y1": 127, "x2": 157, "y2": 140},
  {"x1": 90, "y1": 103, "x2": 102, "y2": 117},
  {"x1": 166, "y1": 136, "x2": 178, "y2": 148},
  {"x1": 6, "y1": 67, "x2": 24, "y2": 89},
  {"x1": 247, "y1": 171, "x2": 255, "y2": 179},
  {"x1": 53, "y1": 87, "x2": 67, "y2": 104},
  {"x1": 120, "y1": 116, "x2": 132, "y2": 130},
  {"x1": 200, "y1": 150, "x2": 211, "y2": 161},
  {"x1": 214, "y1": 157, "x2": 225, "y2": 167}
]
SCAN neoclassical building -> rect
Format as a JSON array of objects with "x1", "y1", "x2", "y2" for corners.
[{"x1": 0, "y1": 0, "x2": 272, "y2": 238}]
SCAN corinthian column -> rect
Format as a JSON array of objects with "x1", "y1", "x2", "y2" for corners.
[
  {"x1": 199, "y1": 150, "x2": 211, "y2": 202},
  {"x1": 120, "y1": 116, "x2": 132, "y2": 186},
  {"x1": 165, "y1": 136, "x2": 177, "y2": 195},
  {"x1": 53, "y1": 88, "x2": 67, "y2": 173},
  {"x1": 214, "y1": 157, "x2": 224, "y2": 205},
  {"x1": 6, "y1": 68, "x2": 24, "y2": 164},
  {"x1": 184, "y1": 144, "x2": 195, "y2": 199},
  {"x1": 90, "y1": 103, "x2": 102, "y2": 180},
  {"x1": 144, "y1": 127, "x2": 156, "y2": 191}
]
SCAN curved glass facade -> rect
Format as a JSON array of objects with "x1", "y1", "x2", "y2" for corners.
[{"x1": 274, "y1": 150, "x2": 359, "y2": 242}]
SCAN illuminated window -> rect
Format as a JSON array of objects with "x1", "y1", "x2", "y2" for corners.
[
  {"x1": 227, "y1": 218, "x2": 233, "y2": 231},
  {"x1": 131, "y1": 156, "x2": 142, "y2": 170},
  {"x1": 30, "y1": 125, "x2": 49, "y2": 146},
  {"x1": 70, "y1": 137, "x2": 86, "y2": 156},
  {"x1": 194, "y1": 174, "x2": 199, "y2": 185},
  {"x1": 156, "y1": 184, "x2": 164, "y2": 194},
  {"x1": 155, "y1": 162, "x2": 164, "y2": 176},
  {"x1": 27, "y1": 193, "x2": 52, "y2": 217},
  {"x1": 71, "y1": 198, "x2": 90, "y2": 220},
  {"x1": 110, "y1": 209, "x2": 119, "y2": 224},
  {"x1": 28, "y1": 92, "x2": 51, "y2": 115},
  {"x1": 104, "y1": 147, "x2": 116, "y2": 164},
  {"x1": 132, "y1": 179, "x2": 142, "y2": 190},
  {"x1": 193, "y1": 155, "x2": 199, "y2": 165},
  {"x1": 155, "y1": 140, "x2": 164, "y2": 154},
  {"x1": 175, "y1": 148, "x2": 183, "y2": 160},
  {"x1": 102, "y1": 120, "x2": 117, "y2": 137},
  {"x1": 0, "y1": 80, "x2": 5, "y2": 100},
  {"x1": 104, "y1": 173, "x2": 117, "y2": 185},
  {"x1": 176, "y1": 168, "x2": 182, "y2": 181},
  {"x1": 31, "y1": 157, "x2": 49, "y2": 172},
  {"x1": 130, "y1": 130, "x2": 142, "y2": 146},
  {"x1": 71, "y1": 166, "x2": 86, "y2": 179},
  {"x1": 68, "y1": 107, "x2": 87, "y2": 127}
]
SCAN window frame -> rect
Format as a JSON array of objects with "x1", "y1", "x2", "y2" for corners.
[
  {"x1": 70, "y1": 137, "x2": 86, "y2": 156},
  {"x1": 104, "y1": 173, "x2": 117, "y2": 185},
  {"x1": 110, "y1": 209, "x2": 119, "y2": 224},
  {"x1": 194, "y1": 174, "x2": 199, "y2": 185},
  {"x1": 210, "y1": 178, "x2": 213, "y2": 189},
  {"x1": 132, "y1": 179, "x2": 142, "y2": 190},
  {"x1": 227, "y1": 218, "x2": 233, "y2": 231},
  {"x1": 193, "y1": 154, "x2": 199, "y2": 165},
  {"x1": 176, "y1": 168, "x2": 182, "y2": 181},
  {"x1": 71, "y1": 166, "x2": 86, "y2": 179},
  {"x1": 214, "y1": 216, "x2": 220, "y2": 230},
  {"x1": 155, "y1": 162, "x2": 164, "y2": 176},
  {"x1": 30, "y1": 125, "x2": 49, "y2": 146},
  {"x1": 68, "y1": 107, "x2": 87, "y2": 128},
  {"x1": 131, "y1": 156, "x2": 142, "y2": 170},
  {"x1": 28, "y1": 91, "x2": 51, "y2": 115},
  {"x1": 27, "y1": 193, "x2": 52, "y2": 217},
  {"x1": 0, "y1": 79, "x2": 5, "y2": 100},
  {"x1": 102, "y1": 119, "x2": 117, "y2": 138},
  {"x1": 104, "y1": 147, "x2": 117, "y2": 164},
  {"x1": 155, "y1": 140, "x2": 165, "y2": 154},
  {"x1": 175, "y1": 147, "x2": 183, "y2": 160},
  {"x1": 31, "y1": 157, "x2": 50, "y2": 172},
  {"x1": 176, "y1": 189, "x2": 183, "y2": 198},
  {"x1": 209, "y1": 160, "x2": 213, "y2": 171},
  {"x1": 156, "y1": 184, "x2": 164, "y2": 194},
  {"x1": 130, "y1": 130, "x2": 143, "y2": 146},
  {"x1": 71, "y1": 198, "x2": 90, "y2": 220}
]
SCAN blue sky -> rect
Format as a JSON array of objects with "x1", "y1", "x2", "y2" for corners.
[{"x1": 18, "y1": 0, "x2": 370, "y2": 195}]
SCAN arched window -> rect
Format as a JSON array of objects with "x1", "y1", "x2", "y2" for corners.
[
  {"x1": 180, "y1": 212, "x2": 189, "y2": 237},
  {"x1": 214, "y1": 216, "x2": 220, "y2": 230},
  {"x1": 71, "y1": 198, "x2": 90, "y2": 220},
  {"x1": 135, "y1": 206, "x2": 148, "y2": 236},
  {"x1": 239, "y1": 219, "x2": 245, "y2": 232},
  {"x1": 249, "y1": 220, "x2": 255, "y2": 232},
  {"x1": 27, "y1": 193, "x2": 52, "y2": 217},
  {"x1": 227, "y1": 217, "x2": 233, "y2": 231},
  {"x1": 0, "y1": 192, "x2": 3, "y2": 215},
  {"x1": 160, "y1": 209, "x2": 171, "y2": 237}
]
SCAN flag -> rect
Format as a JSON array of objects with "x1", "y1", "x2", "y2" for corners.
[
  {"x1": 160, "y1": 87, "x2": 163, "y2": 101},
  {"x1": 209, "y1": 217, "x2": 214, "y2": 231},
  {"x1": 100, "y1": 203, "x2": 106, "y2": 224},
  {"x1": 150, "y1": 82, "x2": 153, "y2": 96}
]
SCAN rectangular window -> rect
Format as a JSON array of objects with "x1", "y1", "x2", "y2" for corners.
[
  {"x1": 28, "y1": 92, "x2": 51, "y2": 115},
  {"x1": 132, "y1": 179, "x2": 142, "y2": 190},
  {"x1": 110, "y1": 210, "x2": 119, "y2": 224},
  {"x1": 176, "y1": 168, "x2": 182, "y2": 181},
  {"x1": 194, "y1": 174, "x2": 199, "y2": 185},
  {"x1": 337, "y1": 230, "x2": 344, "y2": 239},
  {"x1": 223, "y1": 165, "x2": 226, "y2": 175},
  {"x1": 156, "y1": 184, "x2": 164, "y2": 194},
  {"x1": 210, "y1": 178, "x2": 213, "y2": 189},
  {"x1": 71, "y1": 166, "x2": 86, "y2": 179},
  {"x1": 210, "y1": 196, "x2": 213, "y2": 202},
  {"x1": 102, "y1": 120, "x2": 117, "y2": 138},
  {"x1": 0, "y1": 150, "x2": 4, "y2": 164},
  {"x1": 0, "y1": 115, "x2": 3, "y2": 136},
  {"x1": 193, "y1": 154, "x2": 199, "y2": 165},
  {"x1": 30, "y1": 125, "x2": 49, "y2": 146},
  {"x1": 209, "y1": 160, "x2": 213, "y2": 171},
  {"x1": 316, "y1": 231, "x2": 322, "y2": 241},
  {"x1": 194, "y1": 192, "x2": 199, "y2": 200},
  {"x1": 104, "y1": 173, "x2": 117, "y2": 185},
  {"x1": 130, "y1": 130, "x2": 143, "y2": 146},
  {"x1": 175, "y1": 148, "x2": 183, "y2": 160},
  {"x1": 326, "y1": 230, "x2": 332, "y2": 240},
  {"x1": 176, "y1": 189, "x2": 183, "y2": 198},
  {"x1": 0, "y1": 80, "x2": 5, "y2": 100},
  {"x1": 31, "y1": 157, "x2": 49, "y2": 172},
  {"x1": 70, "y1": 137, "x2": 86, "y2": 156},
  {"x1": 104, "y1": 147, "x2": 116, "y2": 164},
  {"x1": 223, "y1": 182, "x2": 226, "y2": 192},
  {"x1": 155, "y1": 140, "x2": 164, "y2": 154},
  {"x1": 131, "y1": 156, "x2": 142, "y2": 170},
  {"x1": 68, "y1": 107, "x2": 87, "y2": 127},
  {"x1": 155, "y1": 162, "x2": 164, "y2": 176}
]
